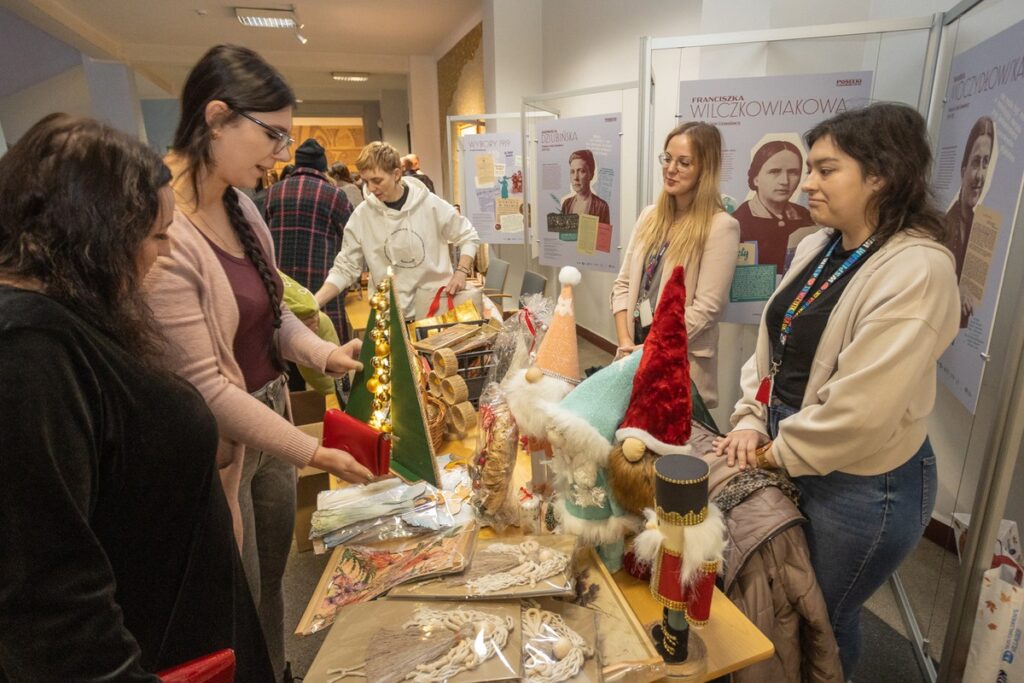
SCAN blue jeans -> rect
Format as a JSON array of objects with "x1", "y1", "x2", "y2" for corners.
[{"x1": 768, "y1": 400, "x2": 937, "y2": 679}]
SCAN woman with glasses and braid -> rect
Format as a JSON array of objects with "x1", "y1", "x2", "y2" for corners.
[
  {"x1": 145, "y1": 44, "x2": 373, "y2": 683},
  {"x1": 611, "y1": 122, "x2": 739, "y2": 410}
]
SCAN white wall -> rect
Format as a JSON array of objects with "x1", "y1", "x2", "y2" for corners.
[
  {"x1": 380, "y1": 88, "x2": 410, "y2": 156},
  {"x1": 82, "y1": 57, "x2": 146, "y2": 142},
  {"x1": 483, "y1": 0, "x2": 544, "y2": 300},
  {"x1": 0, "y1": 65, "x2": 92, "y2": 143},
  {"x1": 408, "y1": 55, "x2": 444, "y2": 197}
]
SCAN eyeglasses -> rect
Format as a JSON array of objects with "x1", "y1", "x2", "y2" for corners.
[
  {"x1": 235, "y1": 110, "x2": 295, "y2": 154},
  {"x1": 658, "y1": 152, "x2": 694, "y2": 171}
]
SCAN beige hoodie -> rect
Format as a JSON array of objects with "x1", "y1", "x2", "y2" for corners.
[{"x1": 731, "y1": 228, "x2": 959, "y2": 477}]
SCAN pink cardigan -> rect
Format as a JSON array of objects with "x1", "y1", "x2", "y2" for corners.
[{"x1": 146, "y1": 190, "x2": 337, "y2": 542}]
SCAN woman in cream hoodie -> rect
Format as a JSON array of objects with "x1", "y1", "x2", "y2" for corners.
[{"x1": 714, "y1": 103, "x2": 958, "y2": 679}]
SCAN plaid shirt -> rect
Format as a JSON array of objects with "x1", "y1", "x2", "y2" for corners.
[{"x1": 265, "y1": 167, "x2": 352, "y2": 336}]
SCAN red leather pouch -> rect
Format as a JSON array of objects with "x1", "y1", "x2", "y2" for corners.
[
  {"x1": 157, "y1": 649, "x2": 235, "y2": 683},
  {"x1": 322, "y1": 409, "x2": 392, "y2": 476}
]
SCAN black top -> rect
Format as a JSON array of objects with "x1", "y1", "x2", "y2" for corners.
[
  {"x1": 0, "y1": 287, "x2": 273, "y2": 682},
  {"x1": 384, "y1": 182, "x2": 411, "y2": 211},
  {"x1": 765, "y1": 236, "x2": 873, "y2": 407}
]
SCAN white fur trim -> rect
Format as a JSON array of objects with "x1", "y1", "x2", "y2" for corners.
[
  {"x1": 559, "y1": 266, "x2": 581, "y2": 287},
  {"x1": 555, "y1": 498, "x2": 639, "y2": 546},
  {"x1": 614, "y1": 427, "x2": 694, "y2": 456},
  {"x1": 544, "y1": 401, "x2": 615, "y2": 469},
  {"x1": 504, "y1": 369, "x2": 574, "y2": 439},
  {"x1": 632, "y1": 512, "x2": 664, "y2": 565},
  {"x1": 679, "y1": 503, "x2": 727, "y2": 588}
]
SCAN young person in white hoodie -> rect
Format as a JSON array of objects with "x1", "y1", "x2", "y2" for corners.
[
  {"x1": 314, "y1": 141, "x2": 480, "y2": 319},
  {"x1": 713, "y1": 102, "x2": 959, "y2": 679}
]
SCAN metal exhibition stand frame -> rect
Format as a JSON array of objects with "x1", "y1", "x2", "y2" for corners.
[
  {"x1": 635, "y1": 4, "x2": 1024, "y2": 681},
  {"x1": 519, "y1": 82, "x2": 637, "y2": 264},
  {"x1": 444, "y1": 111, "x2": 555, "y2": 250}
]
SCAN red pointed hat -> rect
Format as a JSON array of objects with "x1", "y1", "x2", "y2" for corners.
[{"x1": 615, "y1": 266, "x2": 692, "y2": 455}]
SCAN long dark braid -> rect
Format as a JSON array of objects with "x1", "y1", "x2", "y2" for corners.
[{"x1": 222, "y1": 188, "x2": 286, "y2": 371}]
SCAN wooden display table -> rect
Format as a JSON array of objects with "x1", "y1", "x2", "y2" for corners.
[{"x1": 440, "y1": 434, "x2": 775, "y2": 681}]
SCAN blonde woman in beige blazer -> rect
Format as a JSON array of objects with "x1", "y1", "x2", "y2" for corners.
[{"x1": 611, "y1": 122, "x2": 739, "y2": 408}]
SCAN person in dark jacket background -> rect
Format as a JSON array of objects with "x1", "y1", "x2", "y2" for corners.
[{"x1": 265, "y1": 138, "x2": 353, "y2": 340}]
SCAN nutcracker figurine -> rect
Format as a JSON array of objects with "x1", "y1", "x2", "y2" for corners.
[{"x1": 633, "y1": 454, "x2": 725, "y2": 667}]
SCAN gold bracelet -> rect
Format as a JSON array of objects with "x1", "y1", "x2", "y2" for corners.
[{"x1": 754, "y1": 441, "x2": 777, "y2": 469}]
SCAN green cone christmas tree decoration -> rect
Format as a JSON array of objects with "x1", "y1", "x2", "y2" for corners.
[{"x1": 347, "y1": 275, "x2": 440, "y2": 486}]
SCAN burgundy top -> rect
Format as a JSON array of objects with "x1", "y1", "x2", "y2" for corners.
[{"x1": 201, "y1": 233, "x2": 283, "y2": 392}]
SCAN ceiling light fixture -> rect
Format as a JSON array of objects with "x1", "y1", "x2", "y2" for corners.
[
  {"x1": 332, "y1": 72, "x2": 370, "y2": 83},
  {"x1": 235, "y1": 7, "x2": 299, "y2": 28}
]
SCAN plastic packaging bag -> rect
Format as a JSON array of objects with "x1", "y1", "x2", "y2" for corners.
[
  {"x1": 522, "y1": 598, "x2": 600, "y2": 683},
  {"x1": 304, "y1": 600, "x2": 521, "y2": 682},
  {"x1": 487, "y1": 293, "x2": 553, "y2": 385},
  {"x1": 311, "y1": 479, "x2": 455, "y2": 541},
  {"x1": 964, "y1": 564, "x2": 1024, "y2": 682},
  {"x1": 297, "y1": 524, "x2": 476, "y2": 636},
  {"x1": 470, "y1": 382, "x2": 520, "y2": 531},
  {"x1": 389, "y1": 534, "x2": 578, "y2": 601}
]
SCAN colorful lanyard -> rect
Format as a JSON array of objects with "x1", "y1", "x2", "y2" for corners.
[
  {"x1": 639, "y1": 242, "x2": 669, "y2": 300},
  {"x1": 756, "y1": 234, "x2": 876, "y2": 404}
]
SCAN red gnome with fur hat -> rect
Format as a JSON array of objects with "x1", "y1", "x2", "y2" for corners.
[{"x1": 608, "y1": 265, "x2": 694, "y2": 516}]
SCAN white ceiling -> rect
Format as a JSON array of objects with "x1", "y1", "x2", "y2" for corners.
[{"x1": 1, "y1": 0, "x2": 482, "y2": 100}]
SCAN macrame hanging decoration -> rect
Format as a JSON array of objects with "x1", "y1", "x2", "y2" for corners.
[
  {"x1": 465, "y1": 538, "x2": 569, "y2": 595},
  {"x1": 521, "y1": 607, "x2": 593, "y2": 683},
  {"x1": 325, "y1": 607, "x2": 515, "y2": 683}
]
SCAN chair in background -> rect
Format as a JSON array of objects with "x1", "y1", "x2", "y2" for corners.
[
  {"x1": 483, "y1": 256, "x2": 510, "y2": 295},
  {"x1": 501, "y1": 270, "x2": 548, "y2": 319},
  {"x1": 520, "y1": 270, "x2": 547, "y2": 298}
]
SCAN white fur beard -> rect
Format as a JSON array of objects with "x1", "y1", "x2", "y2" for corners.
[
  {"x1": 679, "y1": 503, "x2": 727, "y2": 587},
  {"x1": 503, "y1": 370, "x2": 574, "y2": 440},
  {"x1": 631, "y1": 509, "x2": 664, "y2": 566}
]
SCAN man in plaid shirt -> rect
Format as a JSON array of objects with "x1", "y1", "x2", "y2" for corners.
[{"x1": 266, "y1": 138, "x2": 353, "y2": 340}]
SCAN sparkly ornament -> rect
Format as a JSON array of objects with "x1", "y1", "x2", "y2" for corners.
[
  {"x1": 366, "y1": 377, "x2": 380, "y2": 394},
  {"x1": 376, "y1": 342, "x2": 390, "y2": 356},
  {"x1": 375, "y1": 318, "x2": 388, "y2": 330},
  {"x1": 372, "y1": 356, "x2": 384, "y2": 369},
  {"x1": 378, "y1": 372, "x2": 391, "y2": 385},
  {"x1": 380, "y1": 422, "x2": 392, "y2": 433}
]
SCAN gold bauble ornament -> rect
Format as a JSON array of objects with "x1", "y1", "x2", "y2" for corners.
[
  {"x1": 375, "y1": 342, "x2": 390, "y2": 356},
  {"x1": 374, "y1": 297, "x2": 389, "y2": 312},
  {"x1": 380, "y1": 422, "x2": 393, "y2": 433},
  {"x1": 372, "y1": 356, "x2": 384, "y2": 369},
  {"x1": 372, "y1": 399, "x2": 385, "y2": 412},
  {"x1": 378, "y1": 372, "x2": 391, "y2": 385},
  {"x1": 375, "y1": 317, "x2": 388, "y2": 330},
  {"x1": 376, "y1": 280, "x2": 388, "y2": 293},
  {"x1": 365, "y1": 377, "x2": 380, "y2": 393},
  {"x1": 377, "y1": 389, "x2": 390, "y2": 401}
]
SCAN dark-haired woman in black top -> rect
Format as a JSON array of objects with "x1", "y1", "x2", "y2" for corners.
[{"x1": 0, "y1": 114, "x2": 273, "y2": 681}]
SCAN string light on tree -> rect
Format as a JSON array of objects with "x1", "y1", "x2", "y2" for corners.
[{"x1": 367, "y1": 277, "x2": 394, "y2": 433}]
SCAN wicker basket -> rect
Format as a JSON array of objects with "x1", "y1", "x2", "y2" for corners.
[{"x1": 424, "y1": 393, "x2": 447, "y2": 452}]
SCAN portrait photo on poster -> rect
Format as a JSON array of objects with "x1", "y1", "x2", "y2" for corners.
[
  {"x1": 537, "y1": 113, "x2": 621, "y2": 273},
  {"x1": 943, "y1": 115, "x2": 997, "y2": 330},
  {"x1": 732, "y1": 133, "x2": 816, "y2": 277}
]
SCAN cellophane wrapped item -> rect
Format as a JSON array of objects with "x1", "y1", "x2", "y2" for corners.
[
  {"x1": 470, "y1": 382, "x2": 519, "y2": 531},
  {"x1": 487, "y1": 293, "x2": 553, "y2": 386}
]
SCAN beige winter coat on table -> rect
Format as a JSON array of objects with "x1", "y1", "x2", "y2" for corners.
[{"x1": 688, "y1": 426, "x2": 844, "y2": 683}]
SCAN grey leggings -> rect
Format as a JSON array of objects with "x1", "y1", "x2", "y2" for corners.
[{"x1": 239, "y1": 376, "x2": 295, "y2": 682}]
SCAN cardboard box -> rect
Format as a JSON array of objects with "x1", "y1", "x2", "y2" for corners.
[
  {"x1": 294, "y1": 420, "x2": 328, "y2": 553},
  {"x1": 290, "y1": 389, "x2": 327, "y2": 427}
]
